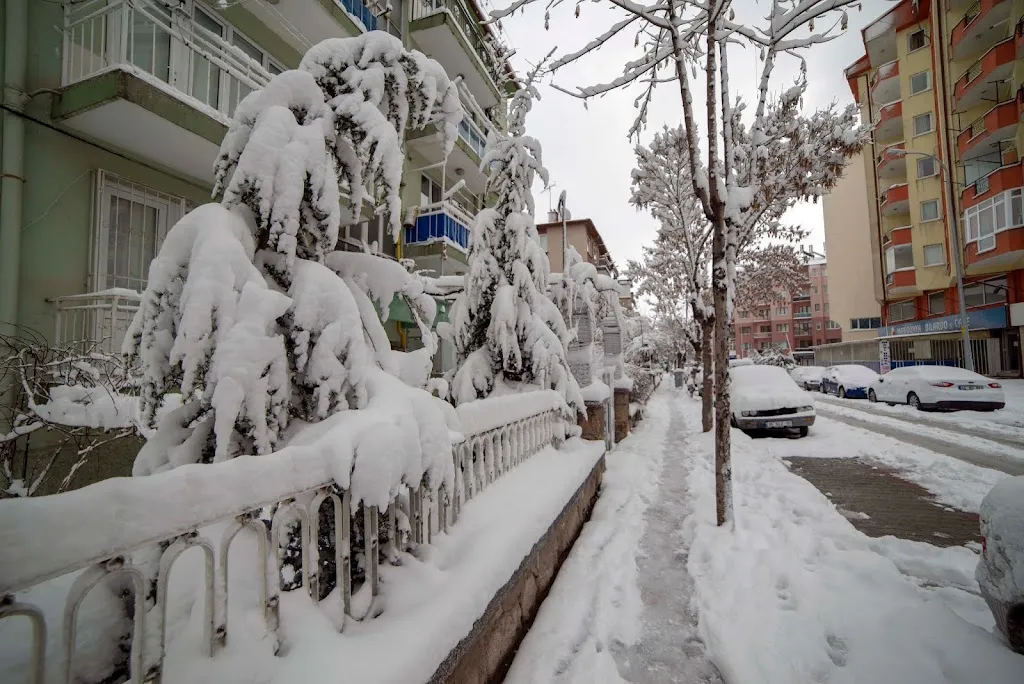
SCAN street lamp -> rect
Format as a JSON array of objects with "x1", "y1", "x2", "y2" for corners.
[{"x1": 892, "y1": 149, "x2": 974, "y2": 372}]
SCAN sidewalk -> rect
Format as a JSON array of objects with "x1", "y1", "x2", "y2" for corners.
[{"x1": 503, "y1": 390, "x2": 722, "y2": 683}]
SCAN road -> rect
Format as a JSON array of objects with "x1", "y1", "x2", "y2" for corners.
[{"x1": 813, "y1": 401, "x2": 1024, "y2": 477}]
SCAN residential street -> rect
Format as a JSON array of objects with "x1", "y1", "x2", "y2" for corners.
[{"x1": 507, "y1": 386, "x2": 1024, "y2": 683}]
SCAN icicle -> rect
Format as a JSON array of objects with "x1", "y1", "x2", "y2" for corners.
[
  {"x1": 575, "y1": 3, "x2": 580, "y2": 18},
  {"x1": 841, "y1": 11, "x2": 848, "y2": 30}
]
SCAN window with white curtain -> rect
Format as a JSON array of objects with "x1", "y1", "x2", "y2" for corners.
[
  {"x1": 920, "y1": 199, "x2": 940, "y2": 222},
  {"x1": 885, "y1": 244, "x2": 914, "y2": 273},
  {"x1": 964, "y1": 188, "x2": 1022, "y2": 253},
  {"x1": 912, "y1": 113, "x2": 933, "y2": 136},
  {"x1": 923, "y1": 243, "x2": 944, "y2": 266},
  {"x1": 916, "y1": 156, "x2": 938, "y2": 179}
]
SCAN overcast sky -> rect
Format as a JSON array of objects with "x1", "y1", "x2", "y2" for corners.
[{"x1": 483, "y1": 0, "x2": 890, "y2": 268}]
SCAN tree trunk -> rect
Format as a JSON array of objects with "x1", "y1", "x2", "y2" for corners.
[
  {"x1": 711, "y1": 222, "x2": 733, "y2": 527},
  {"x1": 700, "y1": 318, "x2": 713, "y2": 433}
]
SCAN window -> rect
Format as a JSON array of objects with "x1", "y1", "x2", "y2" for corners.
[
  {"x1": 927, "y1": 291, "x2": 945, "y2": 315},
  {"x1": 964, "y1": 277, "x2": 1008, "y2": 308},
  {"x1": 827, "y1": 320, "x2": 841, "y2": 330},
  {"x1": 539, "y1": 232, "x2": 548, "y2": 251},
  {"x1": 743, "y1": 343, "x2": 751, "y2": 351},
  {"x1": 776, "y1": 306, "x2": 789, "y2": 315},
  {"x1": 420, "y1": 174, "x2": 443, "y2": 206},
  {"x1": 741, "y1": 326, "x2": 752, "y2": 334},
  {"x1": 776, "y1": 324, "x2": 789, "y2": 332},
  {"x1": 912, "y1": 113, "x2": 933, "y2": 136},
  {"x1": 94, "y1": 172, "x2": 187, "y2": 291},
  {"x1": 885, "y1": 244, "x2": 914, "y2": 273},
  {"x1": 923, "y1": 243, "x2": 944, "y2": 266},
  {"x1": 759, "y1": 325, "x2": 772, "y2": 333},
  {"x1": 851, "y1": 317, "x2": 883, "y2": 330},
  {"x1": 825, "y1": 304, "x2": 830, "y2": 314},
  {"x1": 812, "y1": 286, "x2": 819, "y2": 294},
  {"x1": 965, "y1": 188, "x2": 1023, "y2": 252},
  {"x1": 909, "y1": 70, "x2": 930, "y2": 95},
  {"x1": 739, "y1": 311, "x2": 748, "y2": 319},
  {"x1": 916, "y1": 156, "x2": 938, "y2": 178},
  {"x1": 920, "y1": 199, "x2": 940, "y2": 222},
  {"x1": 816, "y1": 322, "x2": 822, "y2": 330},
  {"x1": 889, "y1": 300, "x2": 916, "y2": 321},
  {"x1": 908, "y1": 29, "x2": 927, "y2": 52},
  {"x1": 815, "y1": 303, "x2": 821, "y2": 311},
  {"x1": 795, "y1": 305, "x2": 811, "y2": 316}
]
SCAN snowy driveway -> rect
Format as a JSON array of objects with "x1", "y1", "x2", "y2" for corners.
[{"x1": 506, "y1": 387, "x2": 1024, "y2": 684}]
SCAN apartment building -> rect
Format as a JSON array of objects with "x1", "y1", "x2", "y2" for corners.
[
  {"x1": 731, "y1": 253, "x2": 842, "y2": 358},
  {"x1": 843, "y1": 0, "x2": 1024, "y2": 376},
  {"x1": 822, "y1": 152, "x2": 885, "y2": 341},
  {"x1": 0, "y1": 0, "x2": 513, "y2": 355},
  {"x1": 534, "y1": 215, "x2": 634, "y2": 309}
]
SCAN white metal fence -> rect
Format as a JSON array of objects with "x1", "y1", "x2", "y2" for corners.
[
  {"x1": 53, "y1": 290, "x2": 143, "y2": 356},
  {"x1": 0, "y1": 404, "x2": 564, "y2": 684},
  {"x1": 62, "y1": 0, "x2": 272, "y2": 120}
]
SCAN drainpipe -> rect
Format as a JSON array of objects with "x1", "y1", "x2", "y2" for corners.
[{"x1": 1, "y1": 0, "x2": 28, "y2": 335}]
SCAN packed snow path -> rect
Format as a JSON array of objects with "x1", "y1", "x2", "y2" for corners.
[{"x1": 504, "y1": 391, "x2": 722, "y2": 683}]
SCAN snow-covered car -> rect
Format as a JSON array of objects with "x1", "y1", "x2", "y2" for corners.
[
  {"x1": 731, "y1": 364, "x2": 815, "y2": 437},
  {"x1": 977, "y1": 476, "x2": 1024, "y2": 654},
  {"x1": 820, "y1": 364, "x2": 879, "y2": 399},
  {"x1": 868, "y1": 365, "x2": 1005, "y2": 411},
  {"x1": 790, "y1": 366, "x2": 825, "y2": 391}
]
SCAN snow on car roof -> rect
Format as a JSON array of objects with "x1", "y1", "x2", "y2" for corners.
[
  {"x1": 733, "y1": 364, "x2": 794, "y2": 385},
  {"x1": 910, "y1": 365, "x2": 986, "y2": 380},
  {"x1": 832, "y1": 365, "x2": 878, "y2": 382}
]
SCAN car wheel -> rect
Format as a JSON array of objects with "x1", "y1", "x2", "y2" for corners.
[
  {"x1": 730, "y1": 414, "x2": 738, "y2": 428},
  {"x1": 908, "y1": 392, "x2": 921, "y2": 410},
  {"x1": 798, "y1": 426, "x2": 809, "y2": 438},
  {"x1": 868, "y1": 389, "x2": 877, "y2": 403},
  {"x1": 839, "y1": 386, "x2": 847, "y2": 398}
]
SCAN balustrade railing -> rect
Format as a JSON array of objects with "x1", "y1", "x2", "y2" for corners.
[{"x1": 0, "y1": 402, "x2": 563, "y2": 684}]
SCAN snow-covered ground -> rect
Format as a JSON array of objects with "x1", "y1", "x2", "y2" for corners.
[
  {"x1": 510, "y1": 385, "x2": 1024, "y2": 683},
  {"x1": 816, "y1": 378, "x2": 1024, "y2": 442}
]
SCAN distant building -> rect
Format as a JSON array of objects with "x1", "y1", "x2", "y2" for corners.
[
  {"x1": 822, "y1": 152, "x2": 884, "y2": 342},
  {"x1": 731, "y1": 250, "x2": 841, "y2": 358},
  {"x1": 534, "y1": 215, "x2": 633, "y2": 308}
]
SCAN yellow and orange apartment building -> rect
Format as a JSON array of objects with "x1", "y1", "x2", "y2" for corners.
[{"x1": 844, "y1": 0, "x2": 1024, "y2": 375}]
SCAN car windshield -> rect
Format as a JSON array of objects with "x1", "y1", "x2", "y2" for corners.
[{"x1": 733, "y1": 365, "x2": 795, "y2": 388}]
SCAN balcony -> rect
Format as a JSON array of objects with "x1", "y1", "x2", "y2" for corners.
[
  {"x1": 884, "y1": 225, "x2": 914, "y2": 246},
  {"x1": 885, "y1": 269, "x2": 917, "y2": 295},
  {"x1": 962, "y1": 162, "x2": 1023, "y2": 209},
  {"x1": 408, "y1": 95, "x2": 491, "y2": 194},
  {"x1": 794, "y1": 328, "x2": 813, "y2": 337},
  {"x1": 1017, "y1": 17, "x2": 1024, "y2": 57},
  {"x1": 793, "y1": 311, "x2": 812, "y2": 319},
  {"x1": 54, "y1": 290, "x2": 143, "y2": 355},
  {"x1": 870, "y1": 60, "x2": 900, "y2": 105},
  {"x1": 877, "y1": 142, "x2": 907, "y2": 178},
  {"x1": 957, "y1": 98, "x2": 1019, "y2": 161},
  {"x1": 404, "y1": 199, "x2": 474, "y2": 261},
  {"x1": 57, "y1": 0, "x2": 271, "y2": 184},
  {"x1": 753, "y1": 331, "x2": 772, "y2": 339},
  {"x1": 951, "y1": 0, "x2": 1013, "y2": 60},
  {"x1": 953, "y1": 38, "x2": 1015, "y2": 112},
  {"x1": 410, "y1": 0, "x2": 512, "y2": 112},
  {"x1": 874, "y1": 100, "x2": 904, "y2": 144},
  {"x1": 880, "y1": 183, "x2": 910, "y2": 216},
  {"x1": 793, "y1": 292, "x2": 811, "y2": 301}
]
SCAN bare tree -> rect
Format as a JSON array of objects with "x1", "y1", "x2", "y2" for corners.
[
  {"x1": 1, "y1": 327, "x2": 139, "y2": 497},
  {"x1": 490, "y1": 0, "x2": 870, "y2": 525}
]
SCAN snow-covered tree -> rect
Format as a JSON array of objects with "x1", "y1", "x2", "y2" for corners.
[
  {"x1": 491, "y1": 0, "x2": 871, "y2": 524},
  {"x1": 449, "y1": 59, "x2": 583, "y2": 425},
  {"x1": 124, "y1": 33, "x2": 463, "y2": 597},
  {"x1": 748, "y1": 347, "x2": 797, "y2": 371}
]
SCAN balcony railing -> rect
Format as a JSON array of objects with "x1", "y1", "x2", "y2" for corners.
[
  {"x1": 405, "y1": 200, "x2": 475, "y2": 251},
  {"x1": 0, "y1": 394, "x2": 563, "y2": 684},
  {"x1": 53, "y1": 290, "x2": 143, "y2": 355},
  {"x1": 794, "y1": 311, "x2": 812, "y2": 319},
  {"x1": 411, "y1": 0, "x2": 509, "y2": 97},
  {"x1": 62, "y1": 0, "x2": 272, "y2": 122},
  {"x1": 954, "y1": 38, "x2": 1015, "y2": 107}
]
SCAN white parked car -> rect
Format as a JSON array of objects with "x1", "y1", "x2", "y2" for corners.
[
  {"x1": 977, "y1": 476, "x2": 1024, "y2": 654},
  {"x1": 731, "y1": 364, "x2": 815, "y2": 437},
  {"x1": 868, "y1": 365, "x2": 1006, "y2": 411},
  {"x1": 790, "y1": 366, "x2": 825, "y2": 391}
]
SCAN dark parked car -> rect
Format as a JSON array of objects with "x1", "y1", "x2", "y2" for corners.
[{"x1": 820, "y1": 365, "x2": 880, "y2": 399}]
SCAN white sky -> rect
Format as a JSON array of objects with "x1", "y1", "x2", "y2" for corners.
[{"x1": 486, "y1": 0, "x2": 891, "y2": 267}]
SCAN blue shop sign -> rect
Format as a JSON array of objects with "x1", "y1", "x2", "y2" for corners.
[{"x1": 878, "y1": 306, "x2": 1007, "y2": 338}]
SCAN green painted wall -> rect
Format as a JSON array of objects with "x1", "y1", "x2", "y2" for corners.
[{"x1": 16, "y1": 121, "x2": 209, "y2": 340}]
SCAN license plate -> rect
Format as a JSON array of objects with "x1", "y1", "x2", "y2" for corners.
[
  {"x1": 766, "y1": 420, "x2": 793, "y2": 428},
  {"x1": 958, "y1": 385, "x2": 983, "y2": 390}
]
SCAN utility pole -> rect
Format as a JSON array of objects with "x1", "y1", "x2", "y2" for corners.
[
  {"x1": 894, "y1": 149, "x2": 974, "y2": 371},
  {"x1": 556, "y1": 190, "x2": 568, "y2": 273}
]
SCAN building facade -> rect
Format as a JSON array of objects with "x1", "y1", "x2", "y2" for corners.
[
  {"x1": 534, "y1": 215, "x2": 633, "y2": 309},
  {"x1": 843, "y1": 0, "x2": 1024, "y2": 376},
  {"x1": 731, "y1": 254, "x2": 842, "y2": 358},
  {"x1": 822, "y1": 152, "x2": 885, "y2": 341},
  {"x1": 0, "y1": 0, "x2": 513, "y2": 356}
]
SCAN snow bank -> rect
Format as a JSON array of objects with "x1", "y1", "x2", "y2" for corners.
[
  {"x1": 455, "y1": 389, "x2": 565, "y2": 435},
  {"x1": 681, "y1": 405, "x2": 1024, "y2": 683},
  {"x1": 30, "y1": 385, "x2": 138, "y2": 430},
  {"x1": 504, "y1": 392, "x2": 670, "y2": 682}
]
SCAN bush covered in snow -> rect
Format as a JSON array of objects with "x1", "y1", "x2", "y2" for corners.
[
  {"x1": 448, "y1": 65, "x2": 583, "y2": 426},
  {"x1": 747, "y1": 347, "x2": 798, "y2": 371}
]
